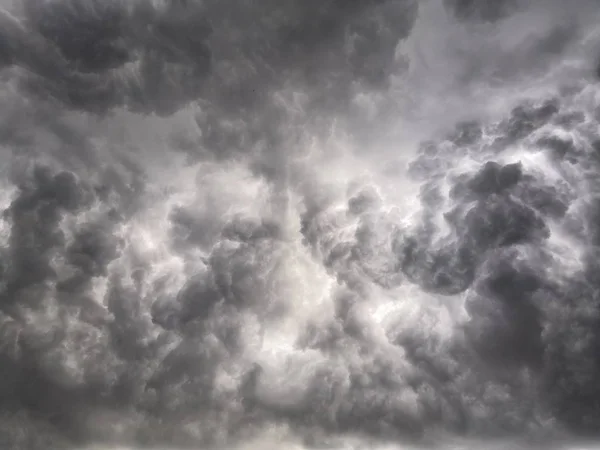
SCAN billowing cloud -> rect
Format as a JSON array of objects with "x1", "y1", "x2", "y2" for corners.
[{"x1": 0, "y1": 0, "x2": 600, "y2": 449}]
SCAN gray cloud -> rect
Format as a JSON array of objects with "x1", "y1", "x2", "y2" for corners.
[{"x1": 0, "y1": 0, "x2": 600, "y2": 449}]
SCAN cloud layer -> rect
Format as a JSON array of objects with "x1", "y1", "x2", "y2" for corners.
[{"x1": 1, "y1": 0, "x2": 600, "y2": 449}]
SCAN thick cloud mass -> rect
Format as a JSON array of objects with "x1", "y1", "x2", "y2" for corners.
[{"x1": 1, "y1": 0, "x2": 600, "y2": 449}]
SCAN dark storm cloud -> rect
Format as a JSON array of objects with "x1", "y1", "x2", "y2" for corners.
[
  {"x1": 444, "y1": 0, "x2": 519, "y2": 22},
  {"x1": 2, "y1": 0, "x2": 600, "y2": 449},
  {"x1": 0, "y1": 165, "x2": 119, "y2": 445},
  {"x1": 0, "y1": 161, "x2": 262, "y2": 447},
  {"x1": 290, "y1": 78, "x2": 600, "y2": 442},
  {"x1": 0, "y1": 0, "x2": 417, "y2": 126},
  {"x1": 405, "y1": 84, "x2": 600, "y2": 436}
]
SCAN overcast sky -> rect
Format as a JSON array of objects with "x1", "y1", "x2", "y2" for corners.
[{"x1": 1, "y1": 0, "x2": 600, "y2": 449}]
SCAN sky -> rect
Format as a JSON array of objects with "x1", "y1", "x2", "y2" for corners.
[{"x1": 1, "y1": 0, "x2": 600, "y2": 449}]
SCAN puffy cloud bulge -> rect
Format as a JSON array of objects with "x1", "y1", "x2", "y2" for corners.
[{"x1": 1, "y1": 0, "x2": 600, "y2": 449}]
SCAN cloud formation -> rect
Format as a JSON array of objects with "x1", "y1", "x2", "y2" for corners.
[{"x1": 0, "y1": 0, "x2": 600, "y2": 449}]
